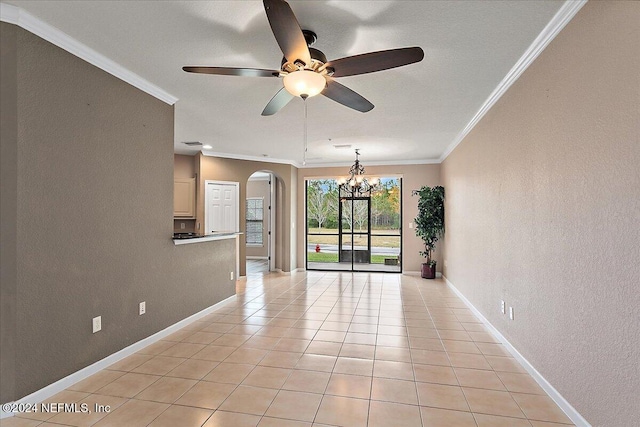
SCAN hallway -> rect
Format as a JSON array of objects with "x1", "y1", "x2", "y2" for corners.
[
  {"x1": 6, "y1": 271, "x2": 573, "y2": 426},
  {"x1": 246, "y1": 259, "x2": 269, "y2": 275}
]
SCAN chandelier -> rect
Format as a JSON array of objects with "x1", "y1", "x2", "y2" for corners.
[{"x1": 337, "y1": 149, "x2": 380, "y2": 197}]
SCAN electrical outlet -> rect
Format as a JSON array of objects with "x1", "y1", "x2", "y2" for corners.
[
  {"x1": 409, "y1": 222, "x2": 413, "y2": 229},
  {"x1": 180, "y1": 222, "x2": 185, "y2": 230},
  {"x1": 139, "y1": 301, "x2": 146, "y2": 315},
  {"x1": 501, "y1": 300, "x2": 505, "y2": 314},
  {"x1": 509, "y1": 307, "x2": 514, "y2": 320},
  {"x1": 230, "y1": 271, "x2": 234, "y2": 281},
  {"x1": 92, "y1": 316, "x2": 101, "y2": 333},
  {"x1": 444, "y1": 260, "x2": 448, "y2": 268}
]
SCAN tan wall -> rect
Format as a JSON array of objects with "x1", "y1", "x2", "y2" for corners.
[
  {"x1": 297, "y1": 164, "x2": 441, "y2": 272},
  {"x1": 0, "y1": 22, "x2": 18, "y2": 403},
  {"x1": 0, "y1": 23, "x2": 236, "y2": 402},
  {"x1": 246, "y1": 178, "x2": 271, "y2": 258},
  {"x1": 441, "y1": 2, "x2": 640, "y2": 425},
  {"x1": 173, "y1": 154, "x2": 197, "y2": 232},
  {"x1": 196, "y1": 155, "x2": 296, "y2": 275},
  {"x1": 174, "y1": 154, "x2": 196, "y2": 178}
]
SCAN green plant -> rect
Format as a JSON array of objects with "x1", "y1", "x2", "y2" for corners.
[{"x1": 412, "y1": 186, "x2": 445, "y2": 263}]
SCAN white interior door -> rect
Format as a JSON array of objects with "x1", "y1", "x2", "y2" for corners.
[{"x1": 205, "y1": 181, "x2": 239, "y2": 233}]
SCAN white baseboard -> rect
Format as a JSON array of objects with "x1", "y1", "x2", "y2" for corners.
[
  {"x1": 403, "y1": 271, "x2": 442, "y2": 278},
  {"x1": 271, "y1": 268, "x2": 303, "y2": 275},
  {"x1": 0, "y1": 294, "x2": 237, "y2": 419},
  {"x1": 443, "y1": 275, "x2": 591, "y2": 427},
  {"x1": 246, "y1": 256, "x2": 268, "y2": 260}
]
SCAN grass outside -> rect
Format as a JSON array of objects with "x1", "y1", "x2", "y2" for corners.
[
  {"x1": 308, "y1": 228, "x2": 400, "y2": 235},
  {"x1": 307, "y1": 252, "x2": 397, "y2": 265},
  {"x1": 307, "y1": 228, "x2": 400, "y2": 247}
]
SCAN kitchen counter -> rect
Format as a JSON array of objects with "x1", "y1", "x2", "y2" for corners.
[{"x1": 172, "y1": 231, "x2": 242, "y2": 246}]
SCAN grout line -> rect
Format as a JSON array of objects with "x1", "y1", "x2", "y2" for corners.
[
  {"x1": 45, "y1": 272, "x2": 577, "y2": 426},
  {"x1": 415, "y1": 276, "x2": 481, "y2": 427},
  {"x1": 405, "y1": 278, "x2": 426, "y2": 426}
]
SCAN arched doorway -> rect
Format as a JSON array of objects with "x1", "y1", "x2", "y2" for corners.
[{"x1": 245, "y1": 171, "x2": 277, "y2": 274}]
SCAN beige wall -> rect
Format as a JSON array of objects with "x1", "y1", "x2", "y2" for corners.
[
  {"x1": 0, "y1": 23, "x2": 236, "y2": 402},
  {"x1": 441, "y1": 2, "x2": 640, "y2": 425},
  {"x1": 196, "y1": 155, "x2": 297, "y2": 275},
  {"x1": 297, "y1": 164, "x2": 441, "y2": 272},
  {"x1": 173, "y1": 154, "x2": 197, "y2": 232},
  {"x1": 174, "y1": 153, "x2": 196, "y2": 178},
  {"x1": 246, "y1": 178, "x2": 271, "y2": 259},
  {"x1": 0, "y1": 22, "x2": 18, "y2": 403}
]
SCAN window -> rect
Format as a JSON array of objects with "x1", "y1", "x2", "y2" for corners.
[{"x1": 246, "y1": 198, "x2": 264, "y2": 245}]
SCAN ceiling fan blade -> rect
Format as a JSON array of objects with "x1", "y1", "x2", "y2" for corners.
[
  {"x1": 261, "y1": 87, "x2": 295, "y2": 116},
  {"x1": 322, "y1": 78, "x2": 374, "y2": 113},
  {"x1": 182, "y1": 66, "x2": 280, "y2": 77},
  {"x1": 263, "y1": 0, "x2": 311, "y2": 66},
  {"x1": 326, "y1": 47, "x2": 424, "y2": 78}
]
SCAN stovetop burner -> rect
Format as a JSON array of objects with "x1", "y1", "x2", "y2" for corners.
[{"x1": 173, "y1": 232, "x2": 200, "y2": 239}]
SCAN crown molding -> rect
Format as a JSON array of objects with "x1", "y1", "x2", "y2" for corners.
[
  {"x1": 0, "y1": 3, "x2": 178, "y2": 105},
  {"x1": 300, "y1": 158, "x2": 441, "y2": 169},
  {"x1": 439, "y1": 0, "x2": 587, "y2": 162},
  {"x1": 201, "y1": 150, "x2": 301, "y2": 167},
  {"x1": 200, "y1": 149, "x2": 441, "y2": 169}
]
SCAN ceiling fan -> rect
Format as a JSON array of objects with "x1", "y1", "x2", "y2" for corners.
[{"x1": 183, "y1": 0, "x2": 424, "y2": 116}]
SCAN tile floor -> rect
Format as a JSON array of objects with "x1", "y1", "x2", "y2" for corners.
[
  {"x1": 5, "y1": 271, "x2": 574, "y2": 427},
  {"x1": 246, "y1": 260, "x2": 269, "y2": 275}
]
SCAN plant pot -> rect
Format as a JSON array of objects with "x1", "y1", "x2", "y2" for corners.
[{"x1": 421, "y1": 262, "x2": 436, "y2": 279}]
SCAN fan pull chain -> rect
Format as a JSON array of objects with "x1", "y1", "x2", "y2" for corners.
[{"x1": 303, "y1": 99, "x2": 308, "y2": 166}]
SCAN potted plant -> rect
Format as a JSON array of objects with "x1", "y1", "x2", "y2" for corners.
[{"x1": 412, "y1": 186, "x2": 445, "y2": 279}]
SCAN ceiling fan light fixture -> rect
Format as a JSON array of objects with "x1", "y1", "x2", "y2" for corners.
[{"x1": 283, "y1": 70, "x2": 326, "y2": 98}]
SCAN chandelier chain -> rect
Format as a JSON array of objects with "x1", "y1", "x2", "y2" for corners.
[{"x1": 302, "y1": 100, "x2": 308, "y2": 166}]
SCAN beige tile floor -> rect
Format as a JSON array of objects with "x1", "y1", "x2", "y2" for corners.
[{"x1": 5, "y1": 271, "x2": 575, "y2": 427}]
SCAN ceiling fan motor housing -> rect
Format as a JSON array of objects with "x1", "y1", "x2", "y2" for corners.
[
  {"x1": 302, "y1": 29, "x2": 317, "y2": 46},
  {"x1": 281, "y1": 47, "x2": 329, "y2": 75}
]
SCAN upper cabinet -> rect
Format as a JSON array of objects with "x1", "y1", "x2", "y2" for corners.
[{"x1": 174, "y1": 178, "x2": 195, "y2": 218}]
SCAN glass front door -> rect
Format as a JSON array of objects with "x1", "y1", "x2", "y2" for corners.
[
  {"x1": 339, "y1": 197, "x2": 371, "y2": 265},
  {"x1": 306, "y1": 178, "x2": 401, "y2": 273}
]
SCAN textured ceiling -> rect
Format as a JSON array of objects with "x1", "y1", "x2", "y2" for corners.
[{"x1": 5, "y1": 0, "x2": 564, "y2": 165}]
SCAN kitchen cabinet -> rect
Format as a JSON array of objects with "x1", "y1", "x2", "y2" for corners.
[{"x1": 174, "y1": 178, "x2": 195, "y2": 218}]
